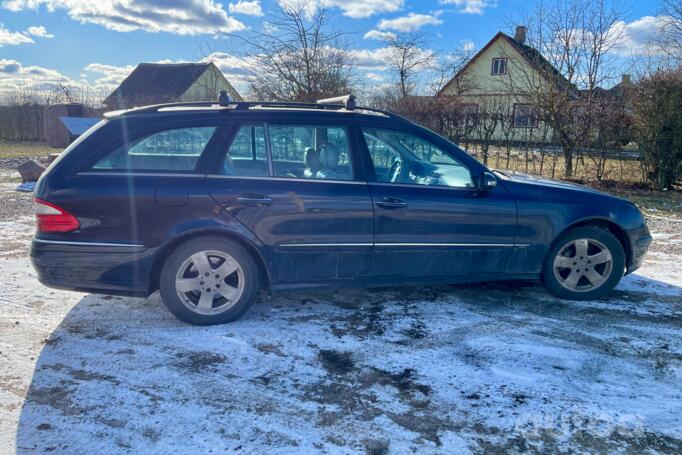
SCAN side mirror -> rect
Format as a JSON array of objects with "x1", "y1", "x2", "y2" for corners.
[{"x1": 478, "y1": 171, "x2": 497, "y2": 191}]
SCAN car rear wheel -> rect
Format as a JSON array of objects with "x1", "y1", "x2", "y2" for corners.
[
  {"x1": 542, "y1": 226, "x2": 625, "y2": 300},
  {"x1": 159, "y1": 236, "x2": 259, "y2": 325}
]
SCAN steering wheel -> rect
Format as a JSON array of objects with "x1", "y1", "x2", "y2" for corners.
[{"x1": 387, "y1": 158, "x2": 402, "y2": 183}]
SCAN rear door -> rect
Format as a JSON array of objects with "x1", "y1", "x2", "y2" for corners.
[
  {"x1": 205, "y1": 120, "x2": 373, "y2": 284},
  {"x1": 359, "y1": 126, "x2": 518, "y2": 279},
  {"x1": 54, "y1": 116, "x2": 224, "y2": 291}
]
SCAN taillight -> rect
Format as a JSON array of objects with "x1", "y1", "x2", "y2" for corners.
[{"x1": 34, "y1": 198, "x2": 80, "y2": 233}]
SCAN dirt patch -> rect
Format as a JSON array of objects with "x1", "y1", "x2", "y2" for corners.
[
  {"x1": 387, "y1": 411, "x2": 459, "y2": 446},
  {"x1": 364, "y1": 438, "x2": 390, "y2": 455},
  {"x1": 42, "y1": 363, "x2": 120, "y2": 385},
  {"x1": 401, "y1": 320, "x2": 429, "y2": 340},
  {"x1": 318, "y1": 349, "x2": 355, "y2": 375},
  {"x1": 27, "y1": 386, "x2": 86, "y2": 416},
  {"x1": 172, "y1": 350, "x2": 226, "y2": 373},
  {"x1": 257, "y1": 343, "x2": 285, "y2": 357},
  {"x1": 361, "y1": 368, "x2": 432, "y2": 406}
]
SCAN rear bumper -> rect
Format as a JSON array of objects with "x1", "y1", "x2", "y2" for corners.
[
  {"x1": 30, "y1": 238, "x2": 154, "y2": 296},
  {"x1": 625, "y1": 225, "x2": 652, "y2": 274}
]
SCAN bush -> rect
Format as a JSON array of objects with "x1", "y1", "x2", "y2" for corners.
[{"x1": 633, "y1": 70, "x2": 682, "y2": 190}]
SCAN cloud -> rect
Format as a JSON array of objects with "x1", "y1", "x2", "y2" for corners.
[
  {"x1": 439, "y1": 0, "x2": 495, "y2": 15},
  {"x1": 203, "y1": 52, "x2": 257, "y2": 77},
  {"x1": 83, "y1": 62, "x2": 136, "y2": 92},
  {"x1": 377, "y1": 12, "x2": 443, "y2": 32},
  {"x1": 609, "y1": 15, "x2": 670, "y2": 56},
  {"x1": 0, "y1": 58, "x2": 21, "y2": 73},
  {"x1": 348, "y1": 47, "x2": 393, "y2": 70},
  {"x1": 26, "y1": 25, "x2": 54, "y2": 38},
  {"x1": 278, "y1": 0, "x2": 403, "y2": 19},
  {"x1": 1, "y1": 0, "x2": 246, "y2": 35},
  {"x1": 0, "y1": 58, "x2": 85, "y2": 101},
  {"x1": 365, "y1": 72, "x2": 385, "y2": 81},
  {"x1": 228, "y1": 0, "x2": 263, "y2": 16},
  {"x1": 460, "y1": 39, "x2": 474, "y2": 52},
  {"x1": 363, "y1": 30, "x2": 396, "y2": 41},
  {"x1": 0, "y1": 25, "x2": 35, "y2": 47}
]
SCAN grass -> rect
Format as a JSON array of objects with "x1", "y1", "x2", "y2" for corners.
[
  {"x1": 471, "y1": 146, "x2": 644, "y2": 184},
  {"x1": 466, "y1": 145, "x2": 682, "y2": 218},
  {"x1": 604, "y1": 185, "x2": 682, "y2": 219},
  {"x1": 0, "y1": 140, "x2": 56, "y2": 159}
]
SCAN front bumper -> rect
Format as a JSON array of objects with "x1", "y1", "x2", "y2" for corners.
[
  {"x1": 625, "y1": 224, "x2": 652, "y2": 274},
  {"x1": 30, "y1": 238, "x2": 154, "y2": 296}
]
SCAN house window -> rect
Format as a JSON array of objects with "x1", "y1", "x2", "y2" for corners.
[
  {"x1": 513, "y1": 104, "x2": 539, "y2": 128},
  {"x1": 491, "y1": 58, "x2": 507, "y2": 75}
]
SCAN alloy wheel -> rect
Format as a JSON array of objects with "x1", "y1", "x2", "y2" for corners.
[
  {"x1": 175, "y1": 250, "x2": 245, "y2": 315},
  {"x1": 552, "y1": 238, "x2": 614, "y2": 293}
]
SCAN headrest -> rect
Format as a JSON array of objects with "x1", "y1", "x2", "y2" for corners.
[
  {"x1": 319, "y1": 143, "x2": 339, "y2": 169},
  {"x1": 304, "y1": 147, "x2": 319, "y2": 167}
]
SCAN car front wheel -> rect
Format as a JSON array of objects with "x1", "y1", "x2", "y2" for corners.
[
  {"x1": 159, "y1": 236, "x2": 259, "y2": 325},
  {"x1": 542, "y1": 226, "x2": 625, "y2": 300}
]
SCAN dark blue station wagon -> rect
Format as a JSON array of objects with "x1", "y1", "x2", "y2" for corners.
[{"x1": 31, "y1": 95, "x2": 652, "y2": 325}]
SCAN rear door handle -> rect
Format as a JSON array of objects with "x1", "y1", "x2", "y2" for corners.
[
  {"x1": 376, "y1": 197, "x2": 407, "y2": 209},
  {"x1": 236, "y1": 194, "x2": 272, "y2": 206}
]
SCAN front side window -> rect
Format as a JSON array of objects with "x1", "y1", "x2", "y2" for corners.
[
  {"x1": 93, "y1": 126, "x2": 216, "y2": 171},
  {"x1": 221, "y1": 125, "x2": 268, "y2": 176},
  {"x1": 268, "y1": 125, "x2": 353, "y2": 181},
  {"x1": 491, "y1": 58, "x2": 507, "y2": 75},
  {"x1": 363, "y1": 128, "x2": 474, "y2": 188}
]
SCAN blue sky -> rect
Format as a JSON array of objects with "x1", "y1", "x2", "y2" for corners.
[{"x1": 0, "y1": 0, "x2": 664, "y2": 101}]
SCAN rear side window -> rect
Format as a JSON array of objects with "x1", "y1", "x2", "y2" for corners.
[
  {"x1": 268, "y1": 125, "x2": 353, "y2": 181},
  {"x1": 92, "y1": 126, "x2": 216, "y2": 171},
  {"x1": 221, "y1": 125, "x2": 268, "y2": 176}
]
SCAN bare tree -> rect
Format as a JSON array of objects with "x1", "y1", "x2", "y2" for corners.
[
  {"x1": 223, "y1": 2, "x2": 355, "y2": 102},
  {"x1": 53, "y1": 83, "x2": 74, "y2": 103},
  {"x1": 497, "y1": 103, "x2": 518, "y2": 169},
  {"x1": 658, "y1": 0, "x2": 682, "y2": 62},
  {"x1": 382, "y1": 32, "x2": 435, "y2": 98},
  {"x1": 633, "y1": 68, "x2": 682, "y2": 190},
  {"x1": 475, "y1": 98, "x2": 504, "y2": 165},
  {"x1": 507, "y1": 0, "x2": 624, "y2": 177},
  {"x1": 430, "y1": 47, "x2": 475, "y2": 94}
]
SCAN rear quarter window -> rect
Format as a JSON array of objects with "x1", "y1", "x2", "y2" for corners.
[{"x1": 92, "y1": 126, "x2": 216, "y2": 171}]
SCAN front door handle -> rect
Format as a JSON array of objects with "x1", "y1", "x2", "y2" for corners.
[
  {"x1": 236, "y1": 194, "x2": 272, "y2": 206},
  {"x1": 376, "y1": 197, "x2": 407, "y2": 209}
]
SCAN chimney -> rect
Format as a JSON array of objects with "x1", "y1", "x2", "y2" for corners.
[
  {"x1": 514, "y1": 26, "x2": 527, "y2": 44},
  {"x1": 621, "y1": 74, "x2": 631, "y2": 85}
]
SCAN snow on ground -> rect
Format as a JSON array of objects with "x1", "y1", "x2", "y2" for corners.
[{"x1": 1, "y1": 173, "x2": 682, "y2": 454}]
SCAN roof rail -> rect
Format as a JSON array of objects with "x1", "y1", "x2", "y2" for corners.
[
  {"x1": 103, "y1": 101, "x2": 232, "y2": 118},
  {"x1": 317, "y1": 94, "x2": 356, "y2": 110},
  {"x1": 104, "y1": 92, "x2": 406, "y2": 120}
]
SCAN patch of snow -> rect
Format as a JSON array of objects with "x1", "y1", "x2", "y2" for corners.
[{"x1": 0, "y1": 231, "x2": 681, "y2": 453}]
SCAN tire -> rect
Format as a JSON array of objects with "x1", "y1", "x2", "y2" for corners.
[
  {"x1": 159, "y1": 236, "x2": 260, "y2": 325},
  {"x1": 542, "y1": 226, "x2": 625, "y2": 301}
]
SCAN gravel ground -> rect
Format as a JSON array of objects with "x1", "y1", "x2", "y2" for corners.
[
  {"x1": 1, "y1": 167, "x2": 681, "y2": 454},
  {"x1": 0, "y1": 157, "x2": 48, "y2": 171}
]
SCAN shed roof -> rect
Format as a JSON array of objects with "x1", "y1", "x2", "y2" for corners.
[
  {"x1": 59, "y1": 116, "x2": 100, "y2": 135},
  {"x1": 103, "y1": 63, "x2": 214, "y2": 108}
]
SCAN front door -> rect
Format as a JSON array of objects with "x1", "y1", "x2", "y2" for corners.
[
  {"x1": 206, "y1": 122, "x2": 373, "y2": 284},
  {"x1": 359, "y1": 127, "x2": 518, "y2": 279}
]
